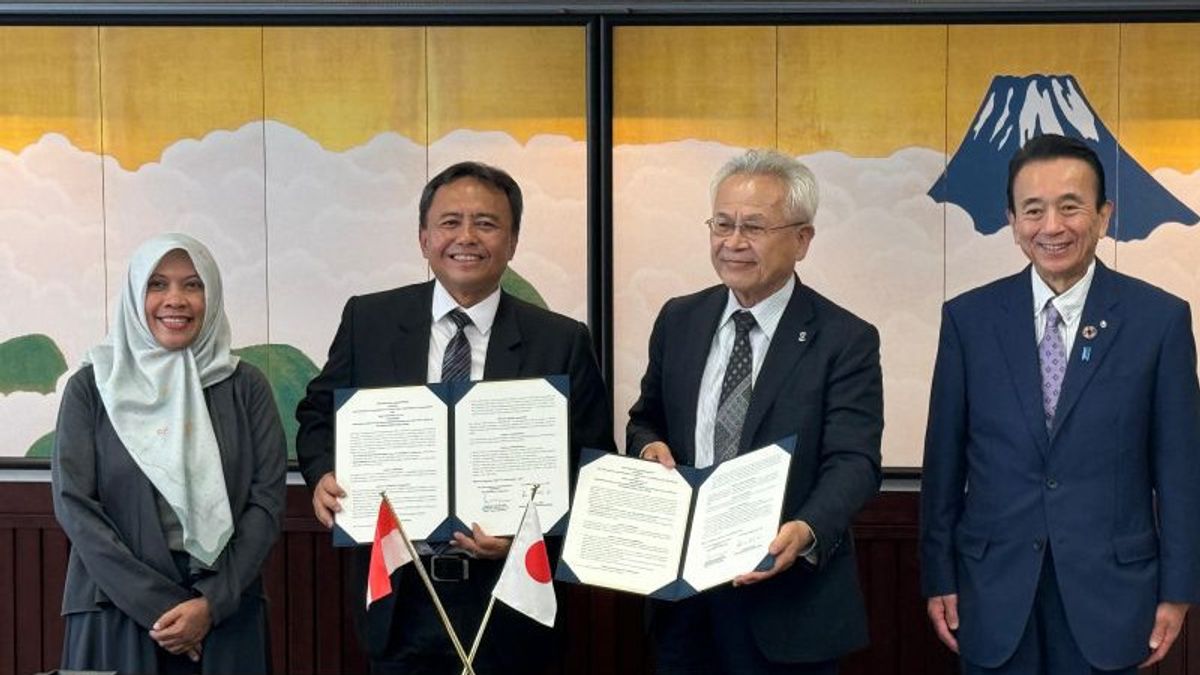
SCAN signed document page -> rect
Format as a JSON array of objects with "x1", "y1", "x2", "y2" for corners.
[
  {"x1": 334, "y1": 386, "x2": 449, "y2": 544},
  {"x1": 454, "y1": 378, "x2": 570, "y2": 536},
  {"x1": 681, "y1": 443, "x2": 791, "y2": 592},
  {"x1": 560, "y1": 454, "x2": 692, "y2": 596}
]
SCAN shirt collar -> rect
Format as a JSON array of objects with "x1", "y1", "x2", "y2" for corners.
[
  {"x1": 431, "y1": 280, "x2": 501, "y2": 336},
  {"x1": 719, "y1": 276, "x2": 795, "y2": 340},
  {"x1": 1031, "y1": 259, "x2": 1096, "y2": 326}
]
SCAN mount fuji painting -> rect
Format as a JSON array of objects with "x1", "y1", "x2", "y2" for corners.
[{"x1": 930, "y1": 74, "x2": 1199, "y2": 241}]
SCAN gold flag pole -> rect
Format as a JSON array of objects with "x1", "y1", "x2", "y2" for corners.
[
  {"x1": 459, "y1": 483, "x2": 542, "y2": 675},
  {"x1": 381, "y1": 492, "x2": 478, "y2": 675},
  {"x1": 461, "y1": 597, "x2": 497, "y2": 675}
]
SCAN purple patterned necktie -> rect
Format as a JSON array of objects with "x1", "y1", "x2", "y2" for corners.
[{"x1": 1038, "y1": 301, "x2": 1066, "y2": 429}]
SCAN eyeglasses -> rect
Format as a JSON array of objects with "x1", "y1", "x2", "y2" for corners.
[{"x1": 705, "y1": 217, "x2": 807, "y2": 240}]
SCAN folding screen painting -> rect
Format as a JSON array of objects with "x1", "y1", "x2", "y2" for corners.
[
  {"x1": 612, "y1": 23, "x2": 1200, "y2": 467},
  {"x1": 1, "y1": 28, "x2": 105, "y2": 460},
  {"x1": 3, "y1": 21, "x2": 1197, "y2": 467},
  {"x1": 1109, "y1": 25, "x2": 1200, "y2": 322},
  {"x1": 0, "y1": 25, "x2": 588, "y2": 461}
]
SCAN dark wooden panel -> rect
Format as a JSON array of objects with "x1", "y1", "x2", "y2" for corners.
[
  {"x1": 895, "y1": 538, "x2": 927, "y2": 674},
  {"x1": 263, "y1": 537, "x2": 288, "y2": 675},
  {"x1": 557, "y1": 584, "x2": 590, "y2": 673},
  {"x1": 845, "y1": 540, "x2": 896, "y2": 675},
  {"x1": 41, "y1": 528, "x2": 68, "y2": 667},
  {"x1": 2, "y1": 483, "x2": 1197, "y2": 674},
  {"x1": 615, "y1": 592, "x2": 653, "y2": 675},
  {"x1": 339, "y1": 549, "x2": 369, "y2": 675},
  {"x1": 555, "y1": 586, "x2": 651, "y2": 675},
  {"x1": 871, "y1": 539, "x2": 900, "y2": 674},
  {"x1": 0, "y1": 483, "x2": 55, "y2": 515},
  {"x1": 877, "y1": 534, "x2": 958, "y2": 675},
  {"x1": 842, "y1": 539, "x2": 873, "y2": 674},
  {"x1": 15, "y1": 528, "x2": 43, "y2": 674},
  {"x1": 0, "y1": 528, "x2": 14, "y2": 675},
  {"x1": 314, "y1": 536, "x2": 343, "y2": 674},
  {"x1": 285, "y1": 532, "x2": 316, "y2": 675},
  {"x1": 583, "y1": 587, "x2": 617, "y2": 675}
]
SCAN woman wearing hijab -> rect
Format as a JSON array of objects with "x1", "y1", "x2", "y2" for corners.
[{"x1": 51, "y1": 233, "x2": 286, "y2": 674}]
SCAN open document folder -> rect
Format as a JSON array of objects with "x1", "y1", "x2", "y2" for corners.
[
  {"x1": 331, "y1": 376, "x2": 571, "y2": 546},
  {"x1": 556, "y1": 438, "x2": 795, "y2": 600}
]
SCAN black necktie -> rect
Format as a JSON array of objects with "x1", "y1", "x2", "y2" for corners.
[
  {"x1": 713, "y1": 310, "x2": 756, "y2": 464},
  {"x1": 441, "y1": 309, "x2": 473, "y2": 382}
]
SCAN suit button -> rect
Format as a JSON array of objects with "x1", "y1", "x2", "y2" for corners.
[
  {"x1": 1045, "y1": 478, "x2": 1058, "y2": 489},
  {"x1": 1033, "y1": 538, "x2": 1045, "y2": 551}
]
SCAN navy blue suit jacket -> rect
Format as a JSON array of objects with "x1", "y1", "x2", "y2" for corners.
[
  {"x1": 628, "y1": 280, "x2": 883, "y2": 662},
  {"x1": 920, "y1": 261, "x2": 1200, "y2": 669}
]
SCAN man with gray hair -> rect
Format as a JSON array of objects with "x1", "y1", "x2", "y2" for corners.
[{"x1": 628, "y1": 148, "x2": 883, "y2": 674}]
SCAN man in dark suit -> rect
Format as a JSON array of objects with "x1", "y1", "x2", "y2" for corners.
[
  {"x1": 627, "y1": 149, "x2": 883, "y2": 675},
  {"x1": 921, "y1": 134, "x2": 1200, "y2": 674},
  {"x1": 296, "y1": 161, "x2": 614, "y2": 674}
]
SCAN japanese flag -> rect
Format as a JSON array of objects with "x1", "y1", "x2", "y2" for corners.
[
  {"x1": 367, "y1": 498, "x2": 412, "y2": 609},
  {"x1": 492, "y1": 503, "x2": 556, "y2": 627}
]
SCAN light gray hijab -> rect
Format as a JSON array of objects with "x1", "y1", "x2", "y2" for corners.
[{"x1": 86, "y1": 233, "x2": 237, "y2": 566}]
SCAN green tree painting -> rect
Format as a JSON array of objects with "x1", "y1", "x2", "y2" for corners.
[{"x1": 0, "y1": 334, "x2": 67, "y2": 395}]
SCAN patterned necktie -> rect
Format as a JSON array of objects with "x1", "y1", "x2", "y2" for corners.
[
  {"x1": 1038, "y1": 301, "x2": 1066, "y2": 429},
  {"x1": 428, "y1": 309, "x2": 473, "y2": 556},
  {"x1": 441, "y1": 309, "x2": 473, "y2": 382},
  {"x1": 713, "y1": 310, "x2": 756, "y2": 464}
]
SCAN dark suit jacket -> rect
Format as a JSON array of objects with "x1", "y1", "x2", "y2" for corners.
[
  {"x1": 51, "y1": 363, "x2": 286, "y2": 671},
  {"x1": 295, "y1": 280, "x2": 614, "y2": 656},
  {"x1": 920, "y1": 261, "x2": 1200, "y2": 669},
  {"x1": 627, "y1": 279, "x2": 883, "y2": 663}
]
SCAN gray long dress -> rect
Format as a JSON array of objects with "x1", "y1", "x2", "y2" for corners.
[{"x1": 51, "y1": 362, "x2": 287, "y2": 674}]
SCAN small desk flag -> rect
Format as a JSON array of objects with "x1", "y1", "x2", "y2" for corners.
[
  {"x1": 492, "y1": 503, "x2": 556, "y2": 627},
  {"x1": 367, "y1": 496, "x2": 412, "y2": 608}
]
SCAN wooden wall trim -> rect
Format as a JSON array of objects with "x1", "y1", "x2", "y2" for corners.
[{"x1": 0, "y1": 483, "x2": 1190, "y2": 675}]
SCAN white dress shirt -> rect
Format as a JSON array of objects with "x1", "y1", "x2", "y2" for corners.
[
  {"x1": 421, "y1": 281, "x2": 500, "y2": 556},
  {"x1": 690, "y1": 276, "x2": 817, "y2": 560},
  {"x1": 427, "y1": 280, "x2": 501, "y2": 382},
  {"x1": 692, "y1": 276, "x2": 795, "y2": 469},
  {"x1": 1031, "y1": 260, "x2": 1096, "y2": 358}
]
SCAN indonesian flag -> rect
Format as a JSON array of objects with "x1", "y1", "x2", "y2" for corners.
[
  {"x1": 366, "y1": 498, "x2": 412, "y2": 609},
  {"x1": 492, "y1": 503, "x2": 556, "y2": 627}
]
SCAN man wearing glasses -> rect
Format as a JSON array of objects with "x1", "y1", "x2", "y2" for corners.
[{"x1": 628, "y1": 149, "x2": 884, "y2": 674}]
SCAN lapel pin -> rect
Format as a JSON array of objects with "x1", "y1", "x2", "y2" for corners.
[
  {"x1": 1081, "y1": 325, "x2": 1098, "y2": 340},
  {"x1": 1082, "y1": 345, "x2": 1092, "y2": 362},
  {"x1": 1099, "y1": 320, "x2": 1107, "y2": 329},
  {"x1": 798, "y1": 331, "x2": 807, "y2": 343}
]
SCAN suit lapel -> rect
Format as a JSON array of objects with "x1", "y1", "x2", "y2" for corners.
[
  {"x1": 1050, "y1": 262, "x2": 1121, "y2": 440},
  {"x1": 391, "y1": 281, "x2": 435, "y2": 384},
  {"x1": 740, "y1": 281, "x2": 815, "y2": 450},
  {"x1": 483, "y1": 292, "x2": 523, "y2": 380},
  {"x1": 994, "y1": 269, "x2": 1050, "y2": 452},
  {"x1": 678, "y1": 289, "x2": 726, "y2": 464}
]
